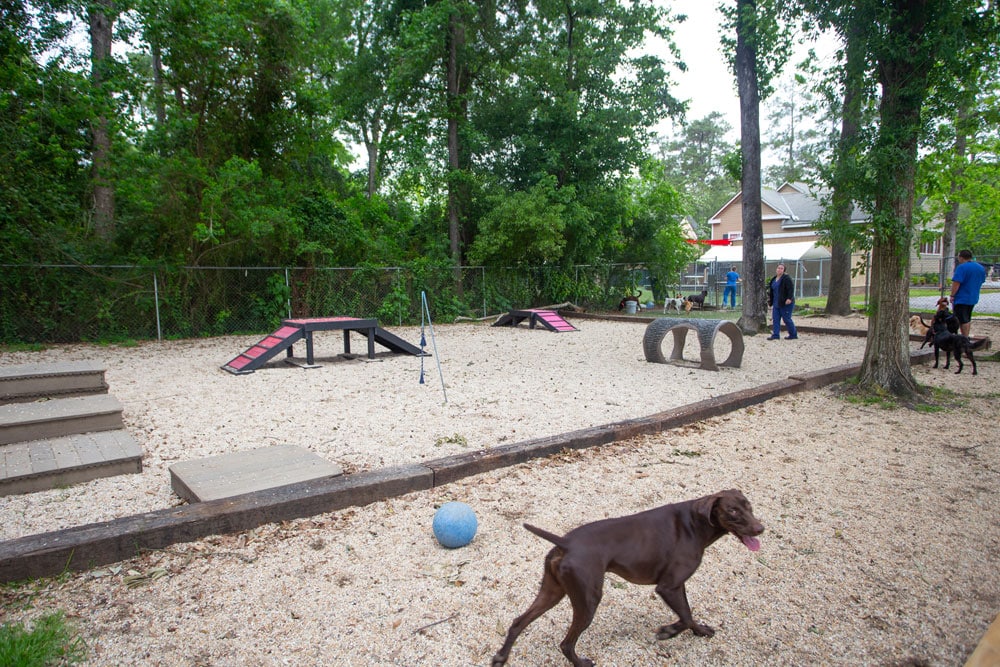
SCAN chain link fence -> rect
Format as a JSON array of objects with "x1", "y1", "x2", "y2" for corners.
[
  {"x1": 0, "y1": 263, "x2": 652, "y2": 344},
  {"x1": 3, "y1": 257, "x2": 996, "y2": 344}
]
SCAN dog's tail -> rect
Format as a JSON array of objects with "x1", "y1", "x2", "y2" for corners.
[
  {"x1": 970, "y1": 337, "x2": 991, "y2": 351},
  {"x1": 523, "y1": 523, "x2": 568, "y2": 549}
]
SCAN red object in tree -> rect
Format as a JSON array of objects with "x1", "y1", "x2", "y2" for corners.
[{"x1": 685, "y1": 239, "x2": 733, "y2": 246}]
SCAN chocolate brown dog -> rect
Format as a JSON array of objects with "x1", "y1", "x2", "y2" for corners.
[{"x1": 491, "y1": 489, "x2": 764, "y2": 667}]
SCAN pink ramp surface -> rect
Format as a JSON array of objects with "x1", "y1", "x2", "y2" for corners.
[
  {"x1": 530, "y1": 310, "x2": 579, "y2": 332},
  {"x1": 221, "y1": 325, "x2": 303, "y2": 374}
]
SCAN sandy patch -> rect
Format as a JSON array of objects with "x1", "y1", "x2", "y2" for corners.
[{"x1": 1, "y1": 315, "x2": 998, "y2": 666}]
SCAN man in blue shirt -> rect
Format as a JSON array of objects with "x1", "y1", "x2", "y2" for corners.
[
  {"x1": 723, "y1": 266, "x2": 740, "y2": 309},
  {"x1": 949, "y1": 249, "x2": 986, "y2": 336}
]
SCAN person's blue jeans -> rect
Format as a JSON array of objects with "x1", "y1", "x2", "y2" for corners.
[
  {"x1": 723, "y1": 285, "x2": 737, "y2": 308},
  {"x1": 772, "y1": 302, "x2": 797, "y2": 338}
]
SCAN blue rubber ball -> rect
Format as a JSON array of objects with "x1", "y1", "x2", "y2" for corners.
[{"x1": 432, "y1": 501, "x2": 478, "y2": 548}]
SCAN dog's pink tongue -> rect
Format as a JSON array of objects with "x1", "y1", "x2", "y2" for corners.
[{"x1": 740, "y1": 535, "x2": 761, "y2": 552}]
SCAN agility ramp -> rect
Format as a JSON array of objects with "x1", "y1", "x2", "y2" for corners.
[
  {"x1": 492, "y1": 309, "x2": 578, "y2": 332},
  {"x1": 222, "y1": 317, "x2": 424, "y2": 374},
  {"x1": 221, "y1": 324, "x2": 305, "y2": 374}
]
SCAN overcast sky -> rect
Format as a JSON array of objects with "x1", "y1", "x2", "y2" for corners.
[
  {"x1": 653, "y1": 0, "x2": 741, "y2": 137},
  {"x1": 649, "y1": 0, "x2": 841, "y2": 153}
]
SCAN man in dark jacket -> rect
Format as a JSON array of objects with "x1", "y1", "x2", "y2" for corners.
[{"x1": 766, "y1": 263, "x2": 798, "y2": 340}]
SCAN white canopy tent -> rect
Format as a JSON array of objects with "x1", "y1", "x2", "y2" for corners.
[{"x1": 696, "y1": 241, "x2": 831, "y2": 264}]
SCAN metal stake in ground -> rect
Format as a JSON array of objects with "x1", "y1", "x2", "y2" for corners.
[{"x1": 420, "y1": 291, "x2": 447, "y2": 403}]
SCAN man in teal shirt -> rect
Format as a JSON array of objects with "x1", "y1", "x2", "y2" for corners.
[
  {"x1": 723, "y1": 266, "x2": 740, "y2": 309},
  {"x1": 950, "y1": 249, "x2": 986, "y2": 336}
]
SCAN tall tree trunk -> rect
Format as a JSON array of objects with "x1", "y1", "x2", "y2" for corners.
[
  {"x1": 151, "y1": 41, "x2": 166, "y2": 127},
  {"x1": 89, "y1": 0, "x2": 116, "y2": 239},
  {"x1": 735, "y1": 0, "x2": 767, "y2": 334},
  {"x1": 825, "y1": 13, "x2": 864, "y2": 316},
  {"x1": 940, "y1": 105, "x2": 967, "y2": 291},
  {"x1": 446, "y1": 8, "x2": 466, "y2": 292},
  {"x1": 857, "y1": 0, "x2": 933, "y2": 397},
  {"x1": 362, "y1": 118, "x2": 381, "y2": 199}
]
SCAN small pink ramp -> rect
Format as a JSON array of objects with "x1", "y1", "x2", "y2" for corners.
[
  {"x1": 221, "y1": 325, "x2": 304, "y2": 374},
  {"x1": 492, "y1": 309, "x2": 578, "y2": 332}
]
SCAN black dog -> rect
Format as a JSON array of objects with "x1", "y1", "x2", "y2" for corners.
[
  {"x1": 920, "y1": 313, "x2": 986, "y2": 375},
  {"x1": 617, "y1": 292, "x2": 641, "y2": 311},
  {"x1": 686, "y1": 289, "x2": 708, "y2": 309},
  {"x1": 492, "y1": 490, "x2": 764, "y2": 667}
]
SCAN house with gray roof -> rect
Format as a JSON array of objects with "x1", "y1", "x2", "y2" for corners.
[{"x1": 696, "y1": 182, "x2": 942, "y2": 295}]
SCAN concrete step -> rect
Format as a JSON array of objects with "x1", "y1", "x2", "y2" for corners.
[
  {"x1": 169, "y1": 444, "x2": 342, "y2": 503},
  {"x1": 0, "y1": 430, "x2": 143, "y2": 496},
  {"x1": 0, "y1": 361, "x2": 108, "y2": 404},
  {"x1": 0, "y1": 394, "x2": 124, "y2": 446}
]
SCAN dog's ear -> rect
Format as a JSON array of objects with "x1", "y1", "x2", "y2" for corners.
[{"x1": 693, "y1": 493, "x2": 720, "y2": 524}]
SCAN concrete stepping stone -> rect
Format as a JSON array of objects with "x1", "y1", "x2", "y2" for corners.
[
  {"x1": 169, "y1": 444, "x2": 343, "y2": 503},
  {"x1": 0, "y1": 361, "x2": 108, "y2": 404},
  {"x1": 0, "y1": 430, "x2": 142, "y2": 496}
]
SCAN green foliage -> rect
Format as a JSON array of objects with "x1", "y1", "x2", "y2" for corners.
[
  {"x1": 377, "y1": 279, "x2": 410, "y2": 326},
  {"x1": 468, "y1": 177, "x2": 568, "y2": 266},
  {"x1": 248, "y1": 273, "x2": 291, "y2": 331},
  {"x1": 0, "y1": 612, "x2": 87, "y2": 667},
  {"x1": 622, "y1": 159, "x2": 696, "y2": 297},
  {"x1": 719, "y1": 0, "x2": 794, "y2": 100},
  {"x1": 655, "y1": 112, "x2": 739, "y2": 227}
]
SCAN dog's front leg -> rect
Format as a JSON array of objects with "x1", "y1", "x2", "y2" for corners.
[{"x1": 654, "y1": 582, "x2": 715, "y2": 639}]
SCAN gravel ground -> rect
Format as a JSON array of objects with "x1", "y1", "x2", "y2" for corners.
[{"x1": 1, "y1": 315, "x2": 998, "y2": 666}]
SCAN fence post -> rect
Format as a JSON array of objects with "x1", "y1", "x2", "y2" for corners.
[
  {"x1": 284, "y1": 268, "x2": 292, "y2": 319},
  {"x1": 153, "y1": 271, "x2": 162, "y2": 342},
  {"x1": 397, "y1": 267, "x2": 403, "y2": 326}
]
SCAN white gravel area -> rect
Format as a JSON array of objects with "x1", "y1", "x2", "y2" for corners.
[{"x1": 1, "y1": 315, "x2": 998, "y2": 666}]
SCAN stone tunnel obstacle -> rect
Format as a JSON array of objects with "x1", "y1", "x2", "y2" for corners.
[{"x1": 643, "y1": 318, "x2": 745, "y2": 372}]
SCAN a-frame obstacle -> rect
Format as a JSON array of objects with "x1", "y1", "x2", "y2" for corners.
[
  {"x1": 492, "y1": 309, "x2": 579, "y2": 332},
  {"x1": 222, "y1": 317, "x2": 424, "y2": 374}
]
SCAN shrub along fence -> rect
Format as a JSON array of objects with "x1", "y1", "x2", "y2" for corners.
[
  {"x1": 0, "y1": 263, "x2": 658, "y2": 344},
  {"x1": 5, "y1": 258, "x2": 995, "y2": 345}
]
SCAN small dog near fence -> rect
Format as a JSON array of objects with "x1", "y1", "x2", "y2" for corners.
[
  {"x1": 686, "y1": 289, "x2": 708, "y2": 310},
  {"x1": 663, "y1": 294, "x2": 691, "y2": 314}
]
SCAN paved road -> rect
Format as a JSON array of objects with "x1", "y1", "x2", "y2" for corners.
[{"x1": 909, "y1": 283, "x2": 1000, "y2": 315}]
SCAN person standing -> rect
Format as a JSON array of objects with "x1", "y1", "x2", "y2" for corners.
[
  {"x1": 766, "y1": 263, "x2": 798, "y2": 340},
  {"x1": 723, "y1": 266, "x2": 740, "y2": 309},
  {"x1": 950, "y1": 249, "x2": 986, "y2": 336}
]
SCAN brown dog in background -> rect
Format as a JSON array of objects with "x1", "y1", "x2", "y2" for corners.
[{"x1": 491, "y1": 490, "x2": 764, "y2": 667}]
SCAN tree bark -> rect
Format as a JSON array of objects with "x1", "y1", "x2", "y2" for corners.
[
  {"x1": 939, "y1": 105, "x2": 967, "y2": 291},
  {"x1": 362, "y1": 117, "x2": 381, "y2": 199},
  {"x1": 89, "y1": 0, "x2": 116, "y2": 239},
  {"x1": 734, "y1": 0, "x2": 767, "y2": 334},
  {"x1": 446, "y1": 8, "x2": 466, "y2": 291},
  {"x1": 825, "y1": 12, "x2": 864, "y2": 316},
  {"x1": 857, "y1": 0, "x2": 933, "y2": 397},
  {"x1": 151, "y1": 42, "x2": 166, "y2": 127}
]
